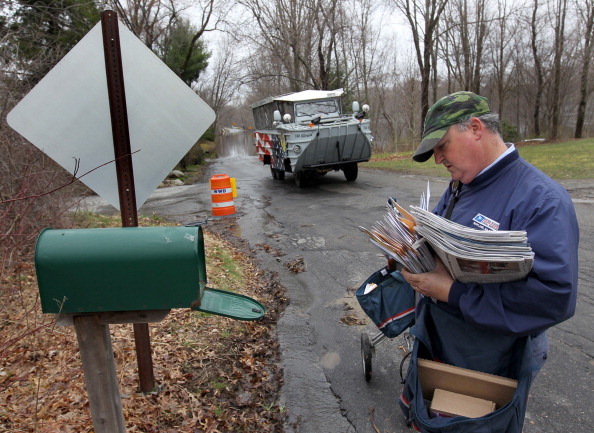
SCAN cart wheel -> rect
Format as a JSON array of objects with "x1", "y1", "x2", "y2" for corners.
[{"x1": 361, "y1": 333, "x2": 373, "y2": 381}]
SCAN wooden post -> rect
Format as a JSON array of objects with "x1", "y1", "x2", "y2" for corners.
[{"x1": 74, "y1": 315, "x2": 126, "y2": 433}]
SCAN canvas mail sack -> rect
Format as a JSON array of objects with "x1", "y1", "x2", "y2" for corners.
[
  {"x1": 356, "y1": 267, "x2": 416, "y2": 338},
  {"x1": 399, "y1": 298, "x2": 538, "y2": 433}
]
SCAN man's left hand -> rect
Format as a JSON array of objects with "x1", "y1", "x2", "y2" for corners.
[{"x1": 401, "y1": 256, "x2": 454, "y2": 303}]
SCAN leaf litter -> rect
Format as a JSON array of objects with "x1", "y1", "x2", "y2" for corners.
[{"x1": 0, "y1": 216, "x2": 289, "y2": 432}]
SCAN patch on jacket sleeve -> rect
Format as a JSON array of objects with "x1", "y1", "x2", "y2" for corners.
[{"x1": 472, "y1": 213, "x2": 500, "y2": 231}]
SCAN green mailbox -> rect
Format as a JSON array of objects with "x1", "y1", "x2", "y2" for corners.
[{"x1": 35, "y1": 226, "x2": 264, "y2": 321}]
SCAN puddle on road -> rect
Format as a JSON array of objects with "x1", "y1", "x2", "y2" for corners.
[{"x1": 216, "y1": 130, "x2": 257, "y2": 157}]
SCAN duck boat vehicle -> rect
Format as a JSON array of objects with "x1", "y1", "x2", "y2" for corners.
[{"x1": 252, "y1": 89, "x2": 373, "y2": 187}]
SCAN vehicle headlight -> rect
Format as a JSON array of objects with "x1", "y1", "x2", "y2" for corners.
[{"x1": 292, "y1": 145, "x2": 302, "y2": 154}]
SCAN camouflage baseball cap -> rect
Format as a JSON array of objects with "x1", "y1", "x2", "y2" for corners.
[{"x1": 413, "y1": 91, "x2": 491, "y2": 162}]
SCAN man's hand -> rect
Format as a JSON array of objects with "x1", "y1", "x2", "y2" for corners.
[{"x1": 401, "y1": 256, "x2": 454, "y2": 303}]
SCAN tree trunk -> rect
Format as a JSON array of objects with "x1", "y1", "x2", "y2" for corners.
[
  {"x1": 530, "y1": 0, "x2": 544, "y2": 137},
  {"x1": 395, "y1": 0, "x2": 450, "y2": 134},
  {"x1": 550, "y1": 0, "x2": 567, "y2": 140},
  {"x1": 574, "y1": 1, "x2": 594, "y2": 139}
]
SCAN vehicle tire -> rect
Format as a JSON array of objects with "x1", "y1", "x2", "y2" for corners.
[
  {"x1": 343, "y1": 163, "x2": 358, "y2": 182},
  {"x1": 361, "y1": 333, "x2": 373, "y2": 381},
  {"x1": 294, "y1": 171, "x2": 308, "y2": 188},
  {"x1": 271, "y1": 166, "x2": 278, "y2": 180},
  {"x1": 277, "y1": 169, "x2": 285, "y2": 180}
]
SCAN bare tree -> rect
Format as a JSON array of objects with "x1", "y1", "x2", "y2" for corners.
[
  {"x1": 470, "y1": 0, "x2": 488, "y2": 93},
  {"x1": 391, "y1": 0, "x2": 450, "y2": 130},
  {"x1": 109, "y1": 0, "x2": 224, "y2": 85},
  {"x1": 110, "y1": 0, "x2": 177, "y2": 49},
  {"x1": 549, "y1": 0, "x2": 568, "y2": 139},
  {"x1": 440, "y1": 0, "x2": 489, "y2": 93},
  {"x1": 370, "y1": 40, "x2": 422, "y2": 152},
  {"x1": 310, "y1": 0, "x2": 342, "y2": 90},
  {"x1": 195, "y1": 35, "x2": 243, "y2": 134},
  {"x1": 343, "y1": 0, "x2": 382, "y2": 102},
  {"x1": 574, "y1": 0, "x2": 594, "y2": 138},
  {"x1": 529, "y1": 0, "x2": 545, "y2": 136},
  {"x1": 237, "y1": 0, "x2": 315, "y2": 92},
  {"x1": 488, "y1": 0, "x2": 517, "y2": 118},
  {"x1": 237, "y1": 0, "x2": 349, "y2": 93}
]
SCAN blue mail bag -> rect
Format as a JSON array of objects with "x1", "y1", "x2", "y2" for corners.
[
  {"x1": 356, "y1": 267, "x2": 416, "y2": 338},
  {"x1": 399, "y1": 298, "x2": 536, "y2": 433}
]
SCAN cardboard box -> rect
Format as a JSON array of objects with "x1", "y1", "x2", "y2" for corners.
[
  {"x1": 418, "y1": 358, "x2": 518, "y2": 409},
  {"x1": 430, "y1": 389, "x2": 496, "y2": 418}
]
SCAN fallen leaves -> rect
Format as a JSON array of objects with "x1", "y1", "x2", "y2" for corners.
[
  {"x1": 256, "y1": 243, "x2": 286, "y2": 258},
  {"x1": 285, "y1": 258, "x2": 306, "y2": 273},
  {"x1": 340, "y1": 314, "x2": 366, "y2": 326},
  {"x1": 0, "y1": 217, "x2": 288, "y2": 432}
]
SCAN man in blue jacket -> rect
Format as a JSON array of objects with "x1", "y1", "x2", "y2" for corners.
[{"x1": 401, "y1": 91, "x2": 579, "y2": 376}]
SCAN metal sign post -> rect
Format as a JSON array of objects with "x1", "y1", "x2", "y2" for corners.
[{"x1": 101, "y1": 10, "x2": 154, "y2": 393}]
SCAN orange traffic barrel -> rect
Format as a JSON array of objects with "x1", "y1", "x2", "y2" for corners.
[{"x1": 210, "y1": 174, "x2": 236, "y2": 216}]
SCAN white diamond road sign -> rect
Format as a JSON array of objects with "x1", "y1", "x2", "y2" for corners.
[{"x1": 7, "y1": 20, "x2": 216, "y2": 210}]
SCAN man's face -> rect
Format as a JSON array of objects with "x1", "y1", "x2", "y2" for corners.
[{"x1": 432, "y1": 121, "x2": 485, "y2": 184}]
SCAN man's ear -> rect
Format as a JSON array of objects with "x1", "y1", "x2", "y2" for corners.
[{"x1": 470, "y1": 117, "x2": 483, "y2": 139}]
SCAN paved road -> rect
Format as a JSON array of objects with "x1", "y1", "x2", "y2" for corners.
[{"x1": 85, "y1": 154, "x2": 594, "y2": 433}]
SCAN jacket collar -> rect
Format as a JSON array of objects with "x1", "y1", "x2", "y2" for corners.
[{"x1": 467, "y1": 148, "x2": 520, "y2": 188}]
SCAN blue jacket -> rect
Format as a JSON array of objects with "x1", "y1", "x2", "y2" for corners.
[{"x1": 433, "y1": 148, "x2": 579, "y2": 337}]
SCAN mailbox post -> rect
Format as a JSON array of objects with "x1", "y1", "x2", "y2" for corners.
[
  {"x1": 74, "y1": 315, "x2": 126, "y2": 432},
  {"x1": 35, "y1": 226, "x2": 265, "y2": 432}
]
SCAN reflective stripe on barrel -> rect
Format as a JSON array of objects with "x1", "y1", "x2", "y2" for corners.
[{"x1": 210, "y1": 174, "x2": 236, "y2": 216}]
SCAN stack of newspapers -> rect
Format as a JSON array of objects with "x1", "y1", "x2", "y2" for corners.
[
  {"x1": 360, "y1": 200, "x2": 534, "y2": 284},
  {"x1": 358, "y1": 199, "x2": 436, "y2": 274}
]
